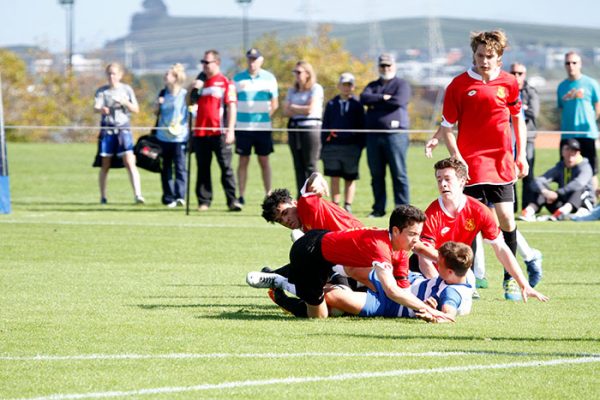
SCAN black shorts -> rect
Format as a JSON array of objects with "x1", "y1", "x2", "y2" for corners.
[
  {"x1": 560, "y1": 138, "x2": 598, "y2": 174},
  {"x1": 288, "y1": 230, "x2": 333, "y2": 306},
  {"x1": 321, "y1": 144, "x2": 362, "y2": 180},
  {"x1": 464, "y1": 183, "x2": 514, "y2": 205},
  {"x1": 235, "y1": 130, "x2": 274, "y2": 156}
]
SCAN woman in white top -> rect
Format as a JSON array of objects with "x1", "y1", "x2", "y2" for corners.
[{"x1": 284, "y1": 61, "x2": 324, "y2": 196}]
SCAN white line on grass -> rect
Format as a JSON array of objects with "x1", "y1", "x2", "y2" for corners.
[
  {"x1": 0, "y1": 219, "x2": 273, "y2": 229},
  {"x1": 0, "y1": 351, "x2": 493, "y2": 361},
  {"x1": 13, "y1": 356, "x2": 600, "y2": 400},
  {"x1": 1, "y1": 219, "x2": 600, "y2": 235}
]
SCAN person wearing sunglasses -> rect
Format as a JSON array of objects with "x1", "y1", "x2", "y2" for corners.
[
  {"x1": 360, "y1": 53, "x2": 412, "y2": 218},
  {"x1": 191, "y1": 50, "x2": 242, "y2": 212},
  {"x1": 510, "y1": 63, "x2": 540, "y2": 213},
  {"x1": 284, "y1": 61, "x2": 324, "y2": 197},
  {"x1": 557, "y1": 51, "x2": 600, "y2": 197}
]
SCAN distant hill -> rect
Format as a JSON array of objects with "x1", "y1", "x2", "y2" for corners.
[{"x1": 99, "y1": 0, "x2": 600, "y2": 70}]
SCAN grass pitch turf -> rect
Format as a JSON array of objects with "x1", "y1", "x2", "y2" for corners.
[{"x1": 1, "y1": 142, "x2": 599, "y2": 399}]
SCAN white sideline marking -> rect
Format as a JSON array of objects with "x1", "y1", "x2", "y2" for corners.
[
  {"x1": 0, "y1": 219, "x2": 272, "y2": 229},
  {"x1": 1, "y1": 351, "x2": 482, "y2": 361},
  {"x1": 1, "y1": 220, "x2": 600, "y2": 235},
  {"x1": 13, "y1": 357, "x2": 600, "y2": 400}
]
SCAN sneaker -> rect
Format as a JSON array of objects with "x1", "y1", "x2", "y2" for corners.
[
  {"x1": 503, "y1": 278, "x2": 522, "y2": 301},
  {"x1": 134, "y1": 195, "x2": 145, "y2": 204},
  {"x1": 100, "y1": 197, "x2": 107, "y2": 205},
  {"x1": 197, "y1": 204, "x2": 209, "y2": 212},
  {"x1": 166, "y1": 201, "x2": 177, "y2": 208},
  {"x1": 472, "y1": 289, "x2": 481, "y2": 300},
  {"x1": 246, "y1": 271, "x2": 284, "y2": 289},
  {"x1": 261, "y1": 266, "x2": 273, "y2": 273},
  {"x1": 475, "y1": 277, "x2": 489, "y2": 289},
  {"x1": 518, "y1": 209, "x2": 536, "y2": 222},
  {"x1": 368, "y1": 210, "x2": 385, "y2": 218},
  {"x1": 229, "y1": 200, "x2": 243, "y2": 212},
  {"x1": 238, "y1": 196, "x2": 245, "y2": 205},
  {"x1": 344, "y1": 203, "x2": 352, "y2": 214},
  {"x1": 536, "y1": 215, "x2": 553, "y2": 222},
  {"x1": 524, "y1": 248, "x2": 543, "y2": 288},
  {"x1": 176, "y1": 198, "x2": 185, "y2": 207}
]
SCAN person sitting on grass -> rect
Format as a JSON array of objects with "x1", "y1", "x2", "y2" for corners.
[
  {"x1": 519, "y1": 139, "x2": 595, "y2": 221},
  {"x1": 324, "y1": 241, "x2": 475, "y2": 322}
]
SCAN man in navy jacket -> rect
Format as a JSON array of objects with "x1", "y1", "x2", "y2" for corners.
[{"x1": 360, "y1": 53, "x2": 412, "y2": 217}]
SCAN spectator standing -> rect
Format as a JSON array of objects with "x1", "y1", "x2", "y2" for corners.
[
  {"x1": 233, "y1": 48, "x2": 279, "y2": 205},
  {"x1": 155, "y1": 63, "x2": 188, "y2": 208},
  {"x1": 321, "y1": 72, "x2": 365, "y2": 213},
  {"x1": 93, "y1": 62, "x2": 144, "y2": 205},
  {"x1": 191, "y1": 50, "x2": 242, "y2": 212},
  {"x1": 557, "y1": 51, "x2": 600, "y2": 194},
  {"x1": 510, "y1": 63, "x2": 540, "y2": 210},
  {"x1": 520, "y1": 139, "x2": 595, "y2": 221},
  {"x1": 360, "y1": 53, "x2": 411, "y2": 217},
  {"x1": 284, "y1": 61, "x2": 324, "y2": 197}
]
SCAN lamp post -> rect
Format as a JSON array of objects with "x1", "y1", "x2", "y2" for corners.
[
  {"x1": 58, "y1": 0, "x2": 74, "y2": 74},
  {"x1": 236, "y1": 0, "x2": 252, "y2": 51}
]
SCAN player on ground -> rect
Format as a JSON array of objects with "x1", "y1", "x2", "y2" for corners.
[
  {"x1": 418, "y1": 158, "x2": 548, "y2": 302},
  {"x1": 247, "y1": 205, "x2": 453, "y2": 320},
  {"x1": 325, "y1": 242, "x2": 475, "y2": 321},
  {"x1": 425, "y1": 30, "x2": 541, "y2": 300}
]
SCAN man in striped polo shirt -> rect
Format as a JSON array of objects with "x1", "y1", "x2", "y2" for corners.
[{"x1": 233, "y1": 48, "x2": 279, "y2": 205}]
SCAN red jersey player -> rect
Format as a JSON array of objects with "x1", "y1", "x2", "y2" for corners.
[
  {"x1": 425, "y1": 30, "x2": 538, "y2": 300},
  {"x1": 247, "y1": 205, "x2": 454, "y2": 320},
  {"x1": 418, "y1": 158, "x2": 548, "y2": 303}
]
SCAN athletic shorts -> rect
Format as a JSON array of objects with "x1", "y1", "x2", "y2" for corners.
[
  {"x1": 464, "y1": 183, "x2": 514, "y2": 205},
  {"x1": 235, "y1": 130, "x2": 274, "y2": 156},
  {"x1": 321, "y1": 144, "x2": 362, "y2": 180},
  {"x1": 287, "y1": 230, "x2": 333, "y2": 306},
  {"x1": 560, "y1": 138, "x2": 598, "y2": 174},
  {"x1": 99, "y1": 128, "x2": 134, "y2": 157}
]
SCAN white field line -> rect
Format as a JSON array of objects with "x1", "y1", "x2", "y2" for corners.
[
  {"x1": 0, "y1": 219, "x2": 272, "y2": 229},
  {"x1": 1, "y1": 219, "x2": 600, "y2": 235},
  {"x1": 12, "y1": 356, "x2": 600, "y2": 400},
  {"x1": 0, "y1": 351, "x2": 501, "y2": 361}
]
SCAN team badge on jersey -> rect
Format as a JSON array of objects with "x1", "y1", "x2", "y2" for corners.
[
  {"x1": 496, "y1": 87, "x2": 506, "y2": 99},
  {"x1": 467, "y1": 89, "x2": 477, "y2": 96},
  {"x1": 464, "y1": 218, "x2": 476, "y2": 232}
]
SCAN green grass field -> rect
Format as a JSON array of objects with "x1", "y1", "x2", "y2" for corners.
[{"x1": 1, "y1": 142, "x2": 599, "y2": 399}]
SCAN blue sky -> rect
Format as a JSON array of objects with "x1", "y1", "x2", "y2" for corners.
[{"x1": 1, "y1": 0, "x2": 599, "y2": 52}]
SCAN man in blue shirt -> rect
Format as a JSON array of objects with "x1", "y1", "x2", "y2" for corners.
[
  {"x1": 557, "y1": 51, "x2": 600, "y2": 195},
  {"x1": 233, "y1": 48, "x2": 279, "y2": 205}
]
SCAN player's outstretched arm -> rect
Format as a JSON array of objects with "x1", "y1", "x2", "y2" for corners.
[
  {"x1": 491, "y1": 241, "x2": 549, "y2": 303},
  {"x1": 373, "y1": 262, "x2": 455, "y2": 322}
]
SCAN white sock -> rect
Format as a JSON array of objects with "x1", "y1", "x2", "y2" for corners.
[
  {"x1": 281, "y1": 279, "x2": 297, "y2": 296},
  {"x1": 473, "y1": 233, "x2": 486, "y2": 280},
  {"x1": 516, "y1": 230, "x2": 534, "y2": 261}
]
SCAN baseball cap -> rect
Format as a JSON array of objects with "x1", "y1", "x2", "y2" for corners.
[
  {"x1": 378, "y1": 53, "x2": 395, "y2": 65},
  {"x1": 246, "y1": 48, "x2": 262, "y2": 59},
  {"x1": 339, "y1": 72, "x2": 355, "y2": 84},
  {"x1": 564, "y1": 138, "x2": 581, "y2": 151}
]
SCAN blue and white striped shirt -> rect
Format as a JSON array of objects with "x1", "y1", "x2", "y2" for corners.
[{"x1": 233, "y1": 69, "x2": 278, "y2": 130}]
